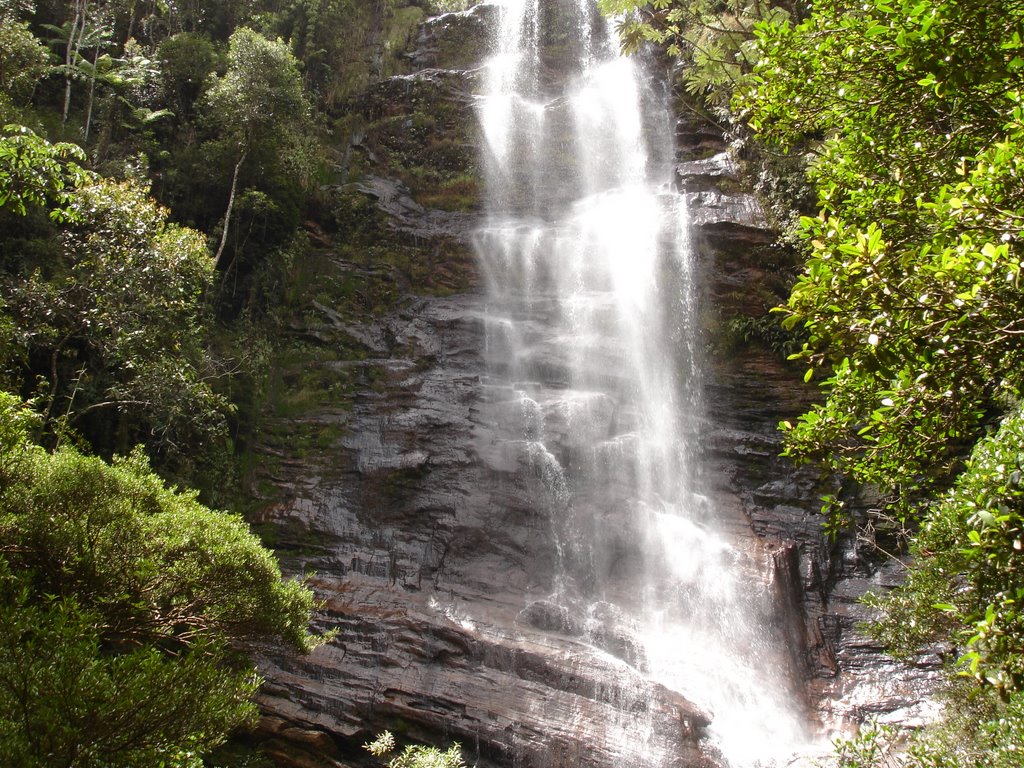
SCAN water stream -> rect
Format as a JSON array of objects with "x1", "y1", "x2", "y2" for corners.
[{"x1": 473, "y1": 2, "x2": 813, "y2": 765}]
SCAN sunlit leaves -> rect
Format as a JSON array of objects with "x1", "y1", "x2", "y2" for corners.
[
  {"x1": 0, "y1": 394, "x2": 322, "y2": 766},
  {"x1": 0, "y1": 125, "x2": 92, "y2": 220},
  {"x1": 738, "y1": 0, "x2": 1024, "y2": 520},
  {"x1": 365, "y1": 731, "x2": 466, "y2": 768},
  {"x1": 597, "y1": 0, "x2": 785, "y2": 110},
  {"x1": 201, "y1": 27, "x2": 310, "y2": 154},
  {"x1": 201, "y1": 27, "x2": 313, "y2": 266},
  {"x1": 738, "y1": 1, "x2": 1024, "y2": 737},
  {"x1": 777, "y1": 99, "x2": 1024, "y2": 504}
]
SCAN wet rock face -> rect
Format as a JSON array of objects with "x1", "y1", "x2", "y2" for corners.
[
  {"x1": 409, "y1": 5, "x2": 495, "y2": 71},
  {"x1": 255, "y1": 291, "x2": 717, "y2": 768},
  {"x1": 252, "y1": 5, "x2": 938, "y2": 767},
  {"x1": 674, "y1": 110, "x2": 942, "y2": 734}
]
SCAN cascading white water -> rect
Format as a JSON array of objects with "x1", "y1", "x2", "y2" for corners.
[{"x1": 474, "y1": 2, "x2": 813, "y2": 765}]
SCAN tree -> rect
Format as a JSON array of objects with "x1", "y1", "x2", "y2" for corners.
[
  {"x1": 158, "y1": 31, "x2": 217, "y2": 123},
  {"x1": 726, "y1": 0, "x2": 1024, "y2": 761},
  {"x1": 0, "y1": 391, "x2": 323, "y2": 767},
  {"x1": 735, "y1": 0, "x2": 1024, "y2": 521},
  {"x1": 272, "y1": 0, "x2": 355, "y2": 97},
  {"x1": 201, "y1": 27, "x2": 311, "y2": 268},
  {"x1": 1, "y1": 174, "x2": 230, "y2": 464}
]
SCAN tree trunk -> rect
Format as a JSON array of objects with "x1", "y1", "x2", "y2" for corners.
[
  {"x1": 63, "y1": 0, "x2": 89, "y2": 125},
  {"x1": 83, "y1": 46, "x2": 100, "y2": 144},
  {"x1": 213, "y1": 150, "x2": 246, "y2": 269},
  {"x1": 125, "y1": 3, "x2": 136, "y2": 45}
]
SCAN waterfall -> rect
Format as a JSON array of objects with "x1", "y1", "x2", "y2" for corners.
[{"x1": 473, "y1": 2, "x2": 813, "y2": 765}]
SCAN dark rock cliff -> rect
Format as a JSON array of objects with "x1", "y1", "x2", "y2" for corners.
[{"x1": 247, "y1": 5, "x2": 939, "y2": 767}]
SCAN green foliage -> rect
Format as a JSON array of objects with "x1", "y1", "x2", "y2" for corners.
[
  {"x1": 364, "y1": 731, "x2": 466, "y2": 768},
  {"x1": 737, "y1": 0, "x2": 1024, "y2": 518},
  {"x1": 202, "y1": 739, "x2": 278, "y2": 768},
  {"x1": 272, "y1": 0, "x2": 357, "y2": 98},
  {"x1": 201, "y1": 26, "x2": 313, "y2": 269},
  {"x1": 0, "y1": 124, "x2": 92, "y2": 218},
  {"x1": 158, "y1": 32, "x2": 218, "y2": 121},
  {"x1": 832, "y1": 719, "x2": 904, "y2": 768},
  {"x1": 719, "y1": 311, "x2": 805, "y2": 357},
  {"x1": 202, "y1": 27, "x2": 310, "y2": 157},
  {"x1": 0, "y1": 576, "x2": 258, "y2": 768},
  {"x1": 1, "y1": 176, "x2": 230, "y2": 463},
  {"x1": 0, "y1": 393, "x2": 322, "y2": 766},
  {"x1": 85, "y1": 37, "x2": 174, "y2": 147},
  {"x1": 269, "y1": 0, "x2": 427, "y2": 107},
  {"x1": 0, "y1": 390, "x2": 39, "y2": 450},
  {"x1": 732, "y1": 0, "x2": 1024, "y2": 760},
  {"x1": 598, "y1": 0, "x2": 791, "y2": 111},
  {"x1": 0, "y1": 396, "x2": 321, "y2": 653},
  {"x1": 867, "y1": 405, "x2": 1024, "y2": 693},
  {"x1": 0, "y1": 1, "x2": 50, "y2": 118}
]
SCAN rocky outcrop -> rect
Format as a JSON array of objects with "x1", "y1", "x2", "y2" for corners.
[
  {"x1": 249, "y1": 4, "x2": 939, "y2": 767},
  {"x1": 408, "y1": 5, "x2": 495, "y2": 72},
  {"x1": 254, "y1": 286, "x2": 719, "y2": 767}
]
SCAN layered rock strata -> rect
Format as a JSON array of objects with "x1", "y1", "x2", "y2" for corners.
[{"x1": 250, "y1": 5, "x2": 939, "y2": 767}]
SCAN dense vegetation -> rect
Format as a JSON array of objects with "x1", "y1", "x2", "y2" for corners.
[
  {"x1": 602, "y1": 0, "x2": 1024, "y2": 763},
  {"x1": 0, "y1": 392, "x2": 320, "y2": 766},
  {"x1": 1, "y1": 0, "x2": 477, "y2": 762},
  {"x1": 8, "y1": 0, "x2": 1021, "y2": 763},
  {"x1": 0, "y1": 0, "x2": 475, "y2": 764}
]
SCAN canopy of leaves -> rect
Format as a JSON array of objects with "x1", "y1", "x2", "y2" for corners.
[
  {"x1": 201, "y1": 27, "x2": 310, "y2": 158},
  {"x1": 1, "y1": 175, "x2": 231, "y2": 463},
  {"x1": 0, "y1": 391, "x2": 321, "y2": 767},
  {"x1": 736, "y1": 0, "x2": 1024, "y2": 519}
]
